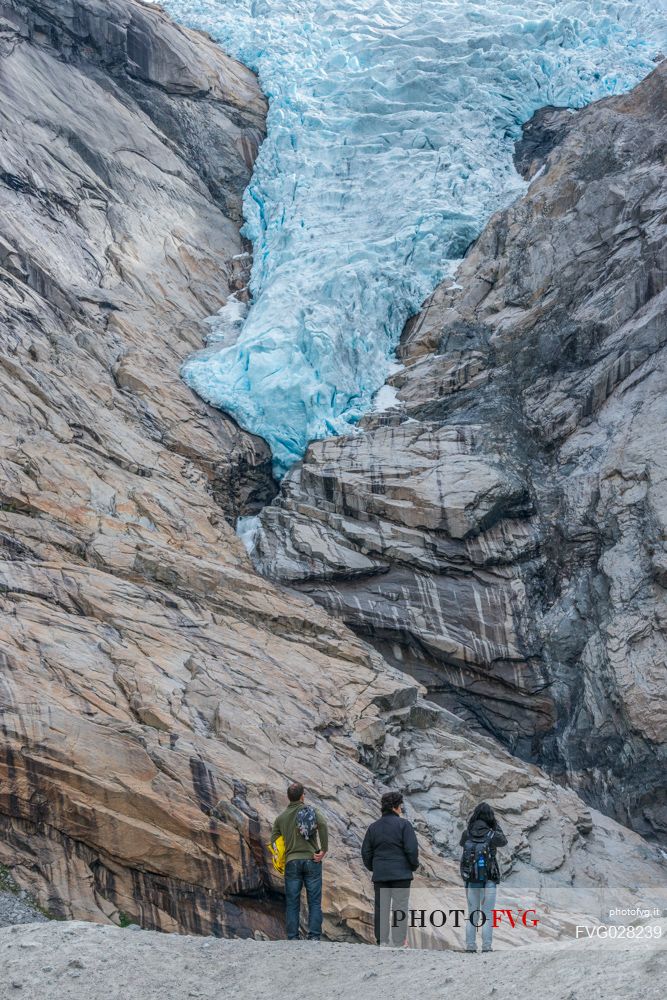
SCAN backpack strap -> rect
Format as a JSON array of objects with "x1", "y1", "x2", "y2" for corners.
[{"x1": 312, "y1": 808, "x2": 322, "y2": 852}]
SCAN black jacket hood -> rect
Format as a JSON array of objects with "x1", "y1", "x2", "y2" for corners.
[
  {"x1": 468, "y1": 818, "x2": 494, "y2": 841},
  {"x1": 459, "y1": 818, "x2": 507, "y2": 860}
]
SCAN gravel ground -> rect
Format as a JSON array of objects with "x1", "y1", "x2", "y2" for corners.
[
  {"x1": 0, "y1": 869, "x2": 48, "y2": 928},
  {"x1": 0, "y1": 892, "x2": 48, "y2": 928},
  {"x1": 0, "y1": 921, "x2": 664, "y2": 1000}
]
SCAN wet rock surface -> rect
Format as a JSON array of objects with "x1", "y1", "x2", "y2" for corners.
[{"x1": 252, "y1": 64, "x2": 667, "y2": 842}]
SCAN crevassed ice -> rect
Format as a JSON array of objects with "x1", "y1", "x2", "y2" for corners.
[{"x1": 161, "y1": 0, "x2": 666, "y2": 476}]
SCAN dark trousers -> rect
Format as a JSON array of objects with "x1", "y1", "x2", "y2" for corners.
[
  {"x1": 284, "y1": 859, "x2": 323, "y2": 940},
  {"x1": 374, "y1": 880, "x2": 411, "y2": 945}
]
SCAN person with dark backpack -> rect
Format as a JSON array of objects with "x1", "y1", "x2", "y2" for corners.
[
  {"x1": 361, "y1": 791, "x2": 419, "y2": 946},
  {"x1": 271, "y1": 782, "x2": 328, "y2": 941},
  {"x1": 459, "y1": 802, "x2": 507, "y2": 952}
]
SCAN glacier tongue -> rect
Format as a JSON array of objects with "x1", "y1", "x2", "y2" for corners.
[{"x1": 161, "y1": 0, "x2": 666, "y2": 475}]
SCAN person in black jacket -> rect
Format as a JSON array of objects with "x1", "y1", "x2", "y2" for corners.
[
  {"x1": 361, "y1": 790, "x2": 419, "y2": 946},
  {"x1": 459, "y1": 802, "x2": 507, "y2": 953}
]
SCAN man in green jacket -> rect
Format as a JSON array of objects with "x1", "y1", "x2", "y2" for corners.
[{"x1": 271, "y1": 781, "x2": 328, "y2": 940}]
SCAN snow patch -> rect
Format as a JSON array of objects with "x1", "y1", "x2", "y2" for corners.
[
  {"x1": 236, "y1": 515, "x2": 261, "y2": 557},
  {"x1": 371, "y1": 384, "x2": 400, "y2": 414},
  {"x1": 203, "y1": 294, "x2": 248, "y2": 348}
]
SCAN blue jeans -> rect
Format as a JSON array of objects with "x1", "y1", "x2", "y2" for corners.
[
  {"x1": 284, "y1": 859, "x2": 323, "y2": 940},
  {"x1": 466, "y1": 882, "x2": 497, "y2": 951}
]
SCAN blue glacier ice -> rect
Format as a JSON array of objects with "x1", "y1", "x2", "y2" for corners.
[{"x1": 161, "y1": 0, "x2": 667, "y2": 476}]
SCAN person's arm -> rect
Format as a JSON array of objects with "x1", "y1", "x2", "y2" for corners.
[
  {"x1": 459, "y1": 829, "x2": 467, "y2": 847},
  {"x1": 315, "y1": 810, "x2": 329, "y2": 855},
  {"x1": 271, "y1": 816, "x2": 281, "y2": 843},
  {"x1": 492, "y1": 824, "x2": 507, "y2": 849},
  {"x1": 361, "y1": 827, "x2": 374, "y2": 872},
  {"x1": 403, "y1": 821, "x2": 419, "y2": 871}
]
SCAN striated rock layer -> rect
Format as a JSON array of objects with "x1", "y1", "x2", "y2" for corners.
[
  {"x1": 252, "y1": 63, "x2": 667, "y2": 843},
  {"x1": 0, "y1": 0, "x2": 664, "y2": 939}
]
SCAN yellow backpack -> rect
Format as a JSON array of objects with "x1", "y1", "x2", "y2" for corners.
[{"x1": 267, "y1": 835, "x2": 286, "y2": 876}]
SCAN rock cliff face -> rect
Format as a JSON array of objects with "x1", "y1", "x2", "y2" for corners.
[
  {"x1": 0, "y1": 0, "x2": 274, "y2": 517},
  {"x1": 252, "y1": 63, "x2": 667, "y2": 843},
  {"x1": 0, "y1": 0, "x2": 665, "y2": 940}
]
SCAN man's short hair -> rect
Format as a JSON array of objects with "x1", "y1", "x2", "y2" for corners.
[
  {"x1": 381, "y1": 791, "x2": 403, "y2": 814},
  {"x1": 287, "y1": 782, "x2": 304, "y2": 802}
]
